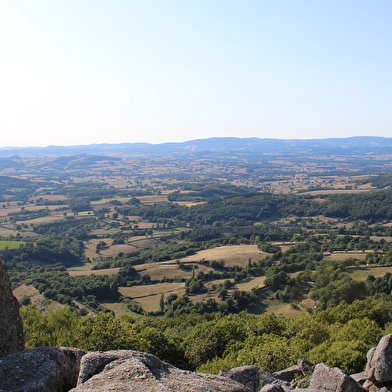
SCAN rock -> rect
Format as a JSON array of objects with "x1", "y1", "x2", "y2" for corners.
[
  {"x1": 350, "y1": 371, "x2": 369, "y2": 384},
  {"x1": 367, "y1": 334, "x2": 392, "y2": 382},
  {"x1": 219, "y1": 365, "x2": 259, "y2": 391},
  {"x1": 0, "y1": 346, "x2": 85, "y2": 392},
  {"x1": 362, "y1": 379, "x2": 379, "y2": 390},
  {"x1": 297, "y1": 358, "x2": 315, "y2": 374},
  {"x1": 259, "y1": 384, "x2": 286, "y2": 392},
  {"x1": 308, "y1": 363, "x2": 364, "y2": 392},
  {"x1": 284, "y1": 359, "x2": 315, "y2": 388},
  {"x1": 273, "y1": 364, "x2": 303, "y2": 382},
  {"x1": 0, "y1": 260, "x2": 24, "y2": 357},
  {"x1": 70, "y1": 350, "x2": 252, "y2": 392},
  {"x1": 294, "y1": 389, "x2": 324, "y2": 392},
  {"x1": 259, "y1": 371, "x2": 280, "y2": 386}
]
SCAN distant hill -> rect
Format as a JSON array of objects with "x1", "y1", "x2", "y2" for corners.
[
  {"x1": 0, "y1": 176, "x2": 31, "y2": 188},
  {"x1": 0, "y1": 136, "x2": 391, "y2": 157}
]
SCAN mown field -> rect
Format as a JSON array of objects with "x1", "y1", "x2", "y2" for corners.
[
  {"x1": 178, "y1": 244, "x2": 265, "y2": 267},
  {"x1": 0, "y1": 240, "x2": 24, "y2": 250},
  {"x1": 348, "y1": 265, "x2": 392, "y2": 281}
]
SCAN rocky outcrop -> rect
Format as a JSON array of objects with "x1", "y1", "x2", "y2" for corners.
[
  {"x1": 70, "y1": 350, "x2": 251, "y2": 392},
  {"x1": 273, "y1": 359, "x2": 314, "y2": 384},
  {"x1": 219, "y1": 365, "x2": 260, "y2": 391},
  {"x1": 4, "y1": 332, "x2": 392, "y2": 391},
  {"x1": 308, "y1": 363, "x2": 364, "y2": 392},
  {"x1": 0, "y1": 346, "x2": 85, "y2": 392},
  {"x1": 366, "y1": 334, "x2": 392, "y2": 383},
  {"x1": 259, "y1": 385, "x2": 287, "y2": 392},
  {"x1": 0, "y1": 260, "x2": 24, "y2": 356}
]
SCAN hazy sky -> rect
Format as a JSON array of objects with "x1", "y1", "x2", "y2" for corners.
[{"x1": 1, "y1": 1, "x2": 392, "y2": 147}]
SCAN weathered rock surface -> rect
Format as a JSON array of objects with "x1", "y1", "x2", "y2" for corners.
[
  {"x1": 274, "y1": 364, "x2": 304, "y2": 383},
  {"x1": 308, "y1": 363, "x2": 364, "y2": 392},
  {"x1": 259, "y1": 384, "x2": 286, "y2": 392},
  {"x1": 259, "y1": 371, "x2": 281, "y2": 387},
  {"x1": 0, "y1": 260, "x2": 24, "y2": 357},
  {"x1": 0, "y1": 346, "x2": 85, "y2": 392},
  {"x1": 70, "y1": 350, "x2": 252, "y2": 392},
  {"x1": 350, "y1": 371, "x2": 369, "y2": 384},
  {"x1": 367, "y1": 334, "x2": 392, "y2": 383},
  {"x1": 219, "y1": 365, "x2": 259, "y2": 391}
]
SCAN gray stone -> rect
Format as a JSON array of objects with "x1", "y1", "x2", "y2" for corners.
[
  {"x1": 259, "y1": 384, "x2": 286, "y2": 392},
  {"x1": 308, "y1": 363, "x2": 364, "y2": 392},
  {"x1": 273, "y1": 364, "x2": 303, "y2": 382},
  {"x1": 297, "y1": 358, "x2": 315, "y2": 374},
  {"x1": 0, "y1": 260, "x2": 24, "y2": 357},
  {"x1": 350, "y1": 371, "x2": 369, "y2": 384},
  {"x1": 294, "y1": 389, "x2": 324, "y2": 392},
  {"x1": 366, "y1": 334, "x2": 392, "y2": 382},
  {"x1": 0, "y1": 346, "x2": 85, "y2": 392},
  {"x1": 259, "y1": 371, "x2": 280, "y2": 386},
  {"x1": 362, "y1": 379, "x2": 378, "y2": 390},
  {"x1": 71, "y1": 350, "x2": 252, "y2": 392},
  {"x1": 219, "y1": 365, "x2": 259, "y2": 391}
]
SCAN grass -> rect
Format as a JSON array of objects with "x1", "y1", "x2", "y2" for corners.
[
  {"x1": 0, "y1": 227, "x2": 19, "y2": 236},
  {"x1": 326, "y1": 252, "x2": 368, "y2": 261},
  {"x1": 12, "y1": 283, "x2": 40, "y2": 299},
  {"x1": 120, "y1": 282, "x2": 185, "y2": 299},
  {"x1": 371, "y1": 236, "x2": 392, "y2": 243},
  {"x1": 12, "y1": 284, "x2": 57, "y2": 311},
  {"x1": 0, "y1": 240, "x2": 24, "y2": 250},
  {"x1": 22, "y1": 215, "x2": 67, "y2": 225},
  {"x1": 179, "y1": 244, "x2": 266, "y2": 267},
  {"x1": 100, "y1": 301, "x2": 130, "y2": 317},
  {"x1": 347, "y1": 265, "x2": 392, "y2": 281},
  {"x1": 263, "y1": 300, "x2": 306, "y2": 317},
  {"x1": 67, "y1": 264, "x2": 120, "y2": 276},
  {"x1": 231, "y1": 276, "x2": 267, "y2": 292},
  {"x1": 119, "y1": 282, "x2": 186, "y2": 312},
  {"x1": 258, "y1": 287, "x2": 316, "y2": 317},
  {"x1": 84, "y1": 240, "x2": 138, "y2": 258},
  {"x1": 138, "y1": 195, "x2": 168, "y2": 204},
  {"x1": 134, "y1": 261, "x2": 214, "y2": 280},
  {"x1": 128, "y1": 238, "x2": 163, "y2": 249}
]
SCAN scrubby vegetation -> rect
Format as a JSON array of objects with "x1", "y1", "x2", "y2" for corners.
[{"x1": 20, "y1": 299, "x2": 392, "y2": 374}]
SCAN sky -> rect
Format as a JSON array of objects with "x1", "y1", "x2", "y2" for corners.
[{"x1": 1, "y1": 1, "x2": 392, "y2": 148}]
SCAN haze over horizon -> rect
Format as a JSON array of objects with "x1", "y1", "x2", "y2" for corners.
[{"x1": 1, "y1": 1, "x2": 392, "y2": 148}]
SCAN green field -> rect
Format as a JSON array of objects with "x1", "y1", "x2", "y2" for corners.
[
  {"x1": 99, "y1": 301, "x2": 131, "y2": 317},
  {"x1": 0, "y1": 240, "x2": 24, "y2": 250},
  {"x1": 347, "y1": 265, "x2": 392, "y2": 281}
]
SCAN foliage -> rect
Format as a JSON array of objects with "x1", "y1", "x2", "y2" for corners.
[
  {"x1": 20, "y1": 298, "x2": 392, "y2": 375},
  {"x1": 67, "y1": 198, "x2": 92, "y2": 212}
]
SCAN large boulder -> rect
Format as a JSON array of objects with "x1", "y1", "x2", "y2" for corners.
[
  {"x1": 273, "y1": 364, "x2": 303, "y2": 382},
  {"x1": 308, "y1": 363, "x2": 364, "y2": 392},
  {"x1": 0, "y1": 260, "x2": 24, "y2": 356},
  {"x1": 219, "y1": 365, "x2": 259, "y2": 391},
  {"x1": 366, "y1": 334, "x2": 392, "y2": 383},
  {"x1": 70, "y1": 350, "x2": 252, "y2": 392},
  {"x1": 0, "y1": 346, "x2": 85, "y2": 392}
]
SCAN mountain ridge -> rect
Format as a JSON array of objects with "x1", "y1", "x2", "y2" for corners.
[{"x1": 0, "y1": 136, "x2": 391, "y2": 157}]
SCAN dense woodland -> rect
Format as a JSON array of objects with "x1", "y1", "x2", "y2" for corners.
[{"x1": 1, "y1": 142, "x2": 392, "y2": 374}]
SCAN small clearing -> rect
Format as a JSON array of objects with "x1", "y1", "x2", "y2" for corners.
[
  {"x1": 67, "y1": 265, "x2": 120, "y2": 276},
  {"x1": 347, "y1": 265, "x2": 392, "y2": 281},
  {"x1": 179, "y1": 244, "x2": 265, "y2": 267}
]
